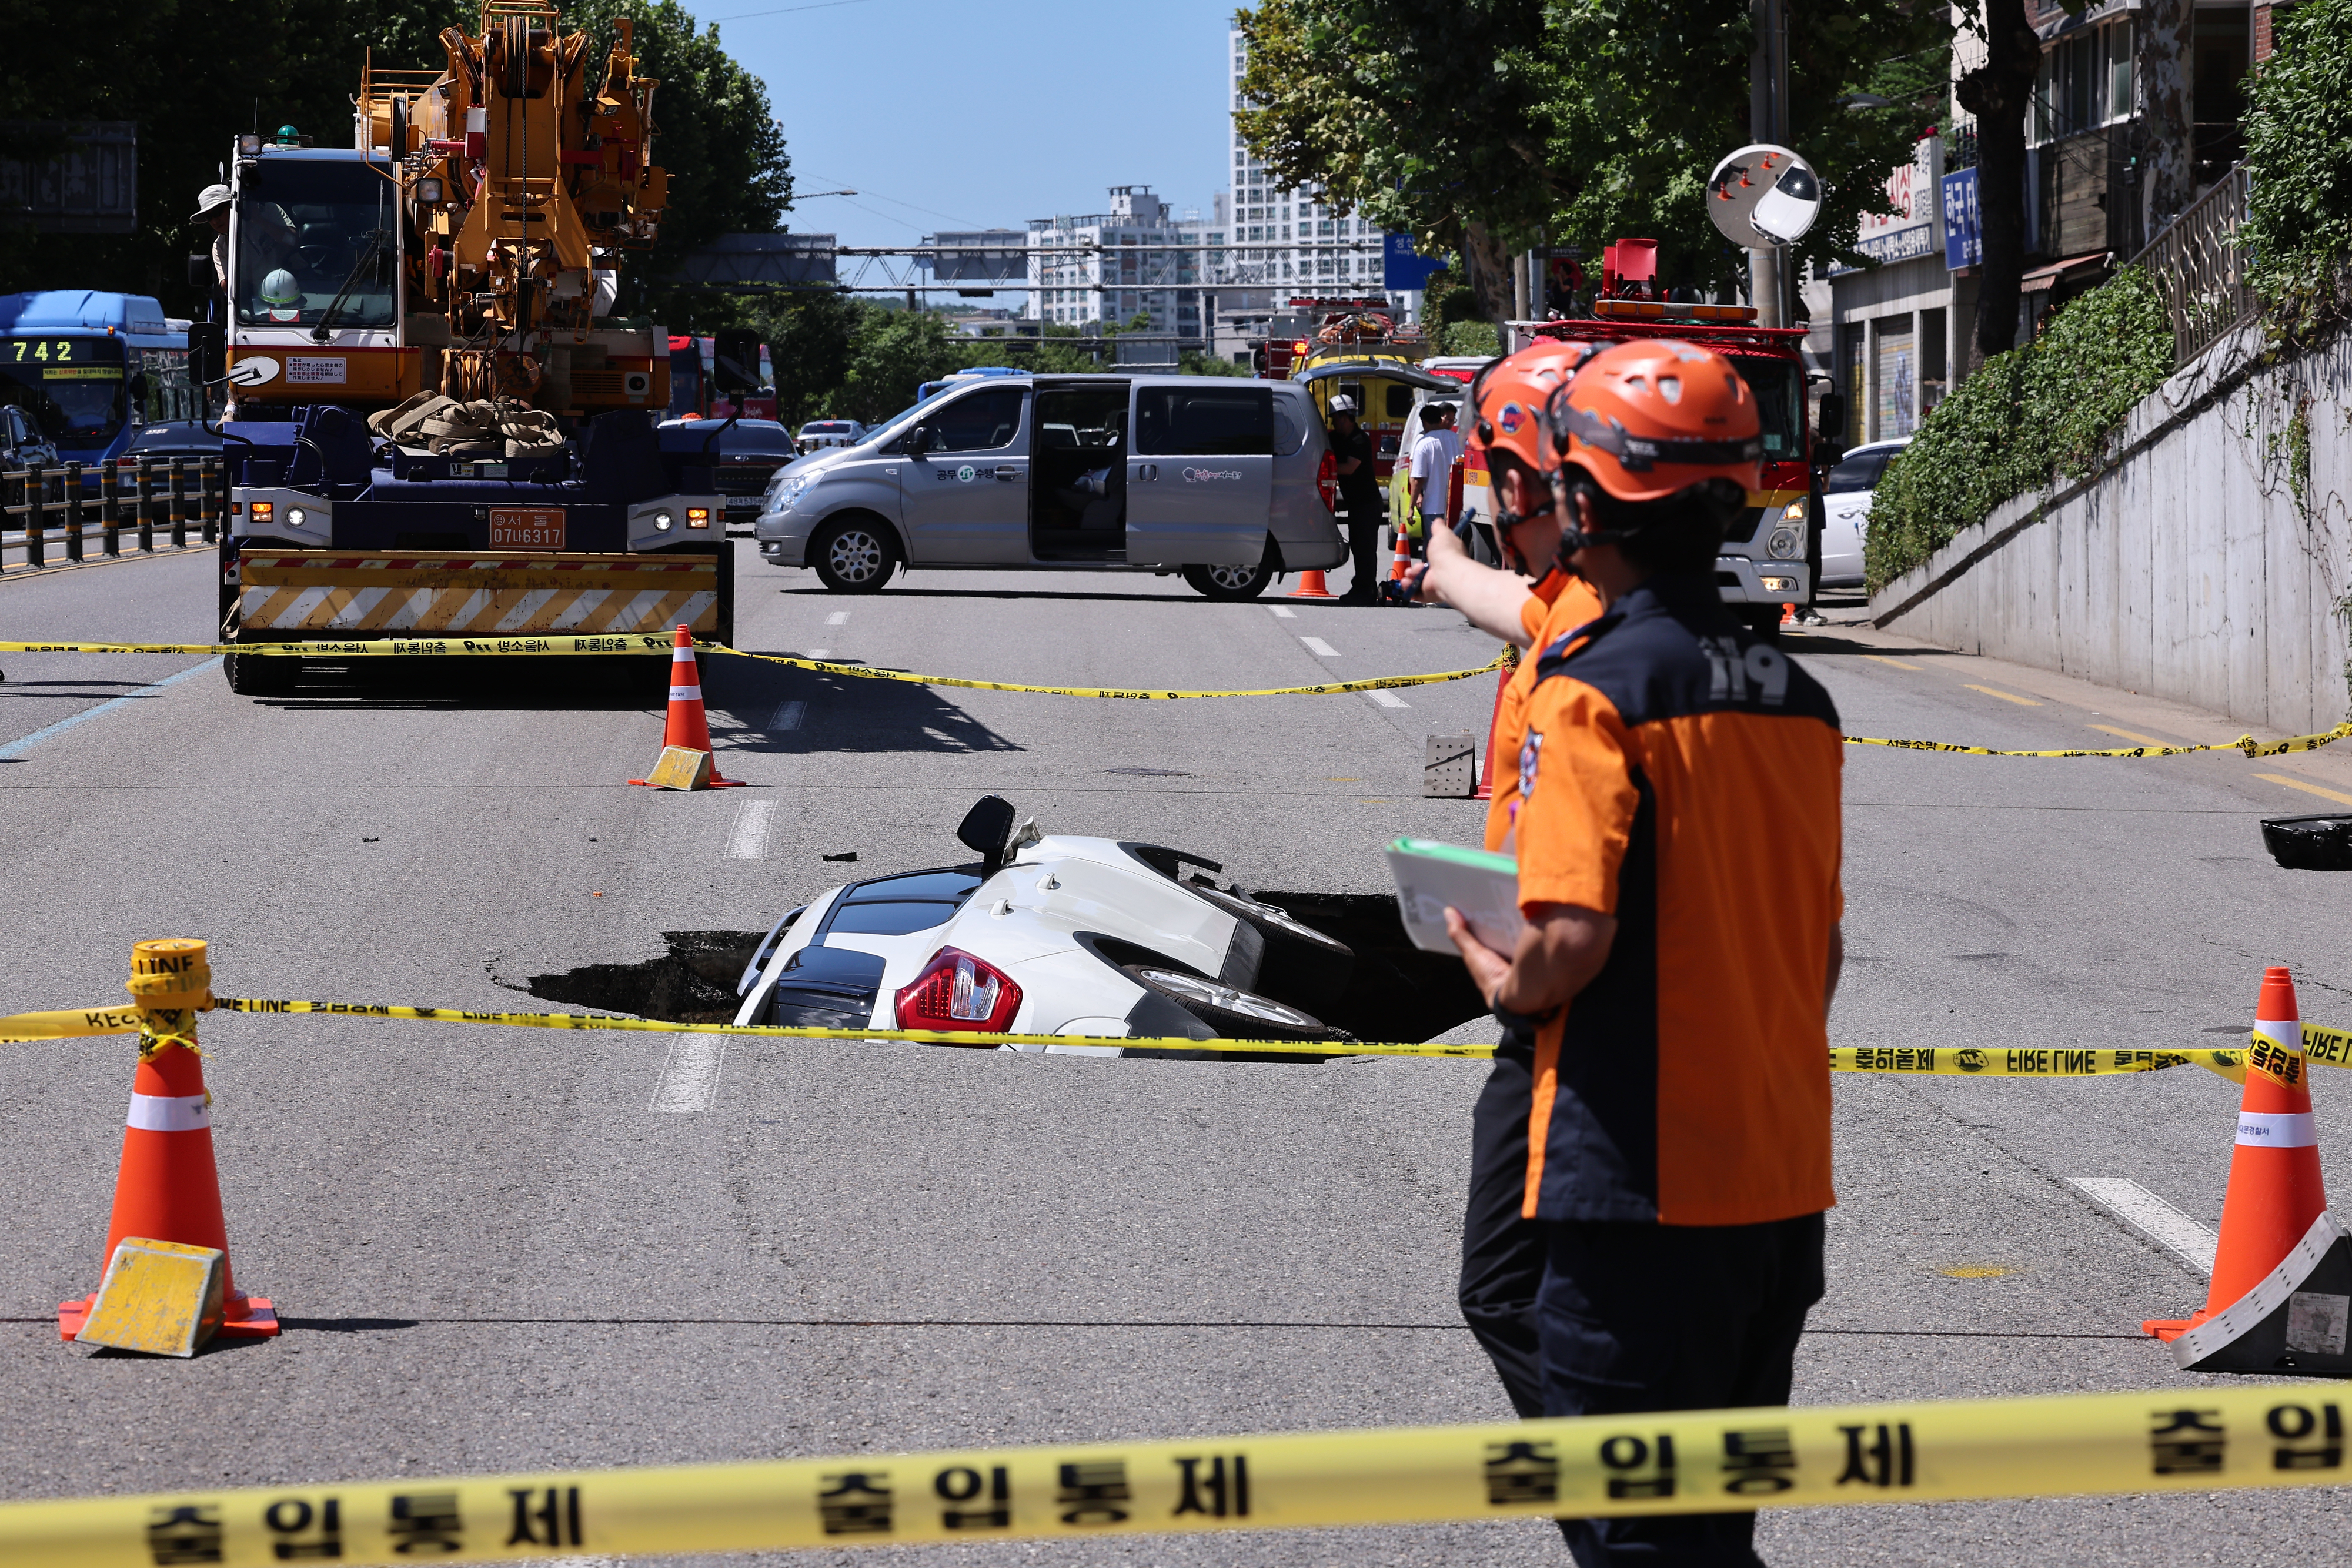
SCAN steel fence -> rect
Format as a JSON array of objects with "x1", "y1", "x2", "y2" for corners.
[
  {"x1": 0, "y1": 457, "x2": 223, "y2": 570},
  {"x1": 2126, "y1": 163, "x2": 2256, "y2": 369}
]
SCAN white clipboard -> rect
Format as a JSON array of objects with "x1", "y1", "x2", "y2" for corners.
[{"x1": 1385, "y1": 837, "x2": 1524, "y2": 956}]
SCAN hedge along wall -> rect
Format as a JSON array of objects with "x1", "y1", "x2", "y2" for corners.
[{"x1": 1864, "y1": 269, "x2": 2175, "y2": 593}]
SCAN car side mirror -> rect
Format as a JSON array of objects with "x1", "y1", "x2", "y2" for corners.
[
  {"x1": 956, "y1": 794, "x2": 1017, "y2": 872},
  {"x1": 187, "y1": 321, "x2": 226, "y2": 389},
  {"x1": 1815, "y1": 392, "x2": 1845, "y2": 442},
  {"x1": 907, "y1": 426, "x2": 936, "y2": 456}
]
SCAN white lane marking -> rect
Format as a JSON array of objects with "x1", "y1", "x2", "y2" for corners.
[
  {"x1": 825, "y1": 610, "x2": 850, "y2": 626},
  {"x1": 2070, "y1": 1177, "x2": 2217, "y2": 1274},
  {"x1": 807, "y1": 648, "x2": 830, "y2": 660},
  {"x1": 1267, "y1": 604, "x2": 1297, "y2": 618},
  {"x1": 725, "y1": 798, "x2": 776, "y2": 860},
  {"x1": 0, "y1": 657, "x2": 221, "y2": 758},
  {"x1": 1368, "y1": 689, "x2": 1409, "y2": 708},
  {"x1": 650, "y1": 1035, "x2": 727, "y2": 1112},
  {"x1": 769, "y1": 700, "x2": 806, "y2": 730},
  {"x1": 1299, "y1": 636, "x2": 1339, "y2": 657}
]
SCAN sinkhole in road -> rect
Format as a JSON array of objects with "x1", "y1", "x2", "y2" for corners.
[{"x1": 512, "y1": 896, "x2": 1488, "y2": 1051}]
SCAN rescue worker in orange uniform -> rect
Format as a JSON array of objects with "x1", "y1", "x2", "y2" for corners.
[
  {"x1": 1403, "y1": 338, "x2": 1606, "y2": 1416},
  {"x1": 1446, "y1": 339, "x2": 1845, "y2": 1567}
]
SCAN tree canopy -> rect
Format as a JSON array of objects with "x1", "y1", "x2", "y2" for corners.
[
  {"x1": 0, "y1": 0, "x2": 789, "y2": 320},
  {"x1": 1234, "y1": 0, "x2": 1949, "y2": 320}
]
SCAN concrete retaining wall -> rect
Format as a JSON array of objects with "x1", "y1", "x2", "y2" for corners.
[{"x1": 1869, "y1": 324, "x2": 2352, "y2": 734}]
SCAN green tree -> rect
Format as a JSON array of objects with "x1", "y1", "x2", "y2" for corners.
[
  {"x1": 2240, "y1": 0, "x2": 2352, "y2": 340},
  {"x1": 1234, "y1": 0, "x2": 1946, "y2": 321}
]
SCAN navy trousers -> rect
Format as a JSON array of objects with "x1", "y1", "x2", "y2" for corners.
[
  {"x1": 1458, "y1": 1047, "x2": 1548, "y2": 1417},
  {"x1": 1538, "y1": 1212, "x2": 1826, "y2": 1567}
]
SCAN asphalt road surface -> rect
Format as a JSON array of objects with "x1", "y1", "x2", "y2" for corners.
[{"x1": 3, "y1": 542, "x2": 2350, "y2": 1566}]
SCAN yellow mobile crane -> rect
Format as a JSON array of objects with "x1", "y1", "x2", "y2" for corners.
[{"x1": 215, "y1": 3, "x2": 728, "y2": 696}]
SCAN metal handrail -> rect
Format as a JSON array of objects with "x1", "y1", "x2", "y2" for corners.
[
  {"x1": 2122, "y1": 163, "x2": 2256, "y2": 368},
  {"x1": 0, "y1": 457, "x2": 223, "y2": 571}
]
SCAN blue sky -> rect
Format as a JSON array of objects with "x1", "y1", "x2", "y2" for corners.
[{"x1": 700, "y1": 0, "x2": 1241, "y2": 251}]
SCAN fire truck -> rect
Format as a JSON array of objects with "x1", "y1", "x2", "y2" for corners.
[
  {"x1": 1467, "y1": 239, "x2": 1822, "y2": 637},
  {"x1": 205, "y1": 2, "x2": 730, "y2": 694}
]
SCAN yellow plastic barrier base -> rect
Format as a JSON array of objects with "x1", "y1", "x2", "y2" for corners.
[
  {"x1": 0, "y1": 1385, "x2": 2342, "y2": 1563},
  {"x1": 644, "y1": 745, "x2": 712, "y2": 790},
  {"x1": 71, "y1": 1239, "x2": 225, "y2": 1358}
]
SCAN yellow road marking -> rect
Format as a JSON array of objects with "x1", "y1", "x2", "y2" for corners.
[
  {"x1": 1863, "y1": 654, "x2": 1921, "y2": 670},
  {"x1": 2089, "y1": 724, "x2": 2177, "y2": 747},
  {"x1": 2257, "y1": 772, "x2": 2352, "y2": 807},
  {"x1": 1965, "y1": 684, "x2": 2042, "y2": 706}
]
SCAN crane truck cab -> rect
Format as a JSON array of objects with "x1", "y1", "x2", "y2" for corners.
[{"x1": 1478, "y1": 239, "x2": 1823, "y2": 639}]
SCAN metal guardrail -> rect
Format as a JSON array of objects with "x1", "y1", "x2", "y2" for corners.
[
  {"x1": 2125, "y1": 163, "x2": 2256, "y2": 369},
  {"x1": 0, "y1": 457, "x2": 223, "y2": 571}
]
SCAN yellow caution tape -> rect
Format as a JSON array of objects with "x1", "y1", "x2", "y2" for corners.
[
  {"x1": 0, "y1": 638, "x2": 1505, "y2": 700},
  {"x1": 724, "y1": 646, "x2": 1506, "y2": 700},
  {"x1": 1843, "y1": 721, "x2": 2352, "y2": 760},
  {"x1": 12, "y1": 998, "x2": 2347, "y2": 1074},
  {"x1": 0, "y1": 1383, "x2": 2343, "y2": 1563},
  {"x1": 195, "y1": 999, "x2": 1488, "y2": 1058},
  {"x1": 1832, "y1": 1046, "x2": 2251, "y2": 1078},
  {"x1": 0, "y1": 635, "x2": 677, "y2": 657}
]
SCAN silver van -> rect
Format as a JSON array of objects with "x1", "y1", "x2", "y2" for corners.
[{"x1": 753, "y1": 373, "x2": 1345, "y2": 599}]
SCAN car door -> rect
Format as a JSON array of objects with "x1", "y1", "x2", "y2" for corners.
[
  {"x1": 1124, "y1": 382, "x2": 1272, "y2": 567},
  {"x1": 897, "y1": 386, "x2": 1031, "y2": 564}
]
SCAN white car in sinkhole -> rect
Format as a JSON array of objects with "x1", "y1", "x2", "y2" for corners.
[{"x1": 729, "y1": 796, "x2": 1361, "y2": 1056}]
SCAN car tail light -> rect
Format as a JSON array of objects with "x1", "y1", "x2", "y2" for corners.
[
  {"x1": 894, "y1": 945, "x2": 1021, "y2": 1041},
  {"x1": 1316, "y1": 449, "x2": 1337, "y2": 513}
]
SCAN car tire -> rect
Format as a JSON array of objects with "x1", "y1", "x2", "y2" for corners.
[
  {"x1": 1121, "y1": 964, "x2": 1343, "y2": 1045},
  {"x1": 1184, "y1": 885, "x2": 1354, "y2": 1014},
  {"x1": 810, "y1": 516, "x2": 899, "y2": 593},
  {"x1": 225, "y1": 650, "x2": 298, "y2": 696},
  {"x1": 1182, "y1": 562, "x2": 1272, "y2": 601}
]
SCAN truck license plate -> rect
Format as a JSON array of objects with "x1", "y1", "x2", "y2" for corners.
[{"x1": 489, "y1": 508, "x2": 566, "y2": 549}]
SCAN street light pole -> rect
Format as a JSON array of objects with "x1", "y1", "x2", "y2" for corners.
[{"x1": 1749, "y1": 0, "x2": 1791, "y2": 328}]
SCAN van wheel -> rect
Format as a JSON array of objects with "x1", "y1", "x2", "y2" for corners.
[
  {"x1": 811, "y1": 516, "x2": 898, "y2": 593},
  {"x1": 1182, "y1": 563, "x2": 1271, "y2": 601}
]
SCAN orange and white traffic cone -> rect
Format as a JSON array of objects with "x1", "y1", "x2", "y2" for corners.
[
  {"x1": 2144, "y1": 966, "x2": 2352, "y2": 1374},
  {"x1": 629, "y1": 624, "x2": 744, "y2": 788},
  {"x1": 1289, "y1": 569, "x2": 1335, "y2": 601},
  {"x1": 59, "y1": 940, "x2": 279, "y2": 1342},
  {"x1": 1779, "y1": 600, "x2": 1796, "y2": 628},
  {"x1": 1388, "y1": 526, "x2": 1415, "y2": 582}
]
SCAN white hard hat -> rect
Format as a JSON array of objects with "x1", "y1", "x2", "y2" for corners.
[
  {"x1": 190, "y1": 183, "x2": 231, "y2": 223},
  {"x1": 1328, "y1": 394, "x2": 1357, "y2": 413},
  {"x1": 260, "y1": 269, "x2": 302, "y2": 307}
]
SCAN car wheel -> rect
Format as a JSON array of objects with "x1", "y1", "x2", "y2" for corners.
[
  {"x1": 1122, "y1": 964, "x2": 1342, "y2": 1045},
  {"x1": 1184, "y1": 885, "x2": 1354, "y2": 1014},
  {"x1": 810, "y1": 516, "x2": 898, "y2": 593},
  {"x1": 225, "y1": 650, "x2": 298, "y2": 696},
  {"x1": 1182, "y1": 562, "x2": 1272, "y2": 601}
]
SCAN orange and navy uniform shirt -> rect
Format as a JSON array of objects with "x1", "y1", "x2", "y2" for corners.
[
  {"x1": 1510, "y1": 573, "x2": 1844, "y2": 1228},
  {"x1": 1483, "y1": 569, "x2": 1606, "y2": 855}
]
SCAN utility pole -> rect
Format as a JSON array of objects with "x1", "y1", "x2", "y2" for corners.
[{"x1": 1749, "y1": 0, "x2": 1790, "y2": 327}]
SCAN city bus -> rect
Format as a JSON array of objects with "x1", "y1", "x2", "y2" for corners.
[{"x1": 0, "y1": 292, "x2": 202, "y2": 470}]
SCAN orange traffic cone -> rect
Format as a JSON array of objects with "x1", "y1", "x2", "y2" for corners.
[
  {"x1": 1289, "y1": 569, "x2": 1335, "y2": 601},
  {"x1": 59, "y1": 940, "x2": 279, "y2": 1342},
  {"x1": 1779, "y1": 600, "x2": 1796, "y2": 628},
  {"x1": 2145, "y1": 966, "x2": 2330, "y2": 1345},
  {"x1": 629, "y1": 624, "x2": 744, "y2": 788},
  {"x1": 1387, "y1": 526, "x2": 1415, "y2": 582},
  {"x1": 1473, "y1": 645, "x2": 1520, "y2": 803}
]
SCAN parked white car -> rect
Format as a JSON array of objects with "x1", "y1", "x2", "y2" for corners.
[
  {"x1": 1818, "y1": 437, "x2": 1910, "y2": 590},
  {"x1": 796, "y1": 419, "x2": 865, "y2": 454},
  {"x1": 754, "y1": 372, "x2": 1347, "y2": 600},
  {"x1": 731, "y1": 797, "x2": 1358, "y2": 1056}
]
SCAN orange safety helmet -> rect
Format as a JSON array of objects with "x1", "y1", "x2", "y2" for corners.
[
  {"x1": 1542, "y1": 338, "x2": 1763, "y2": 503},
  {"x1": 1465, "y1": 338, "x2": 1603, "y2": 479}
]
